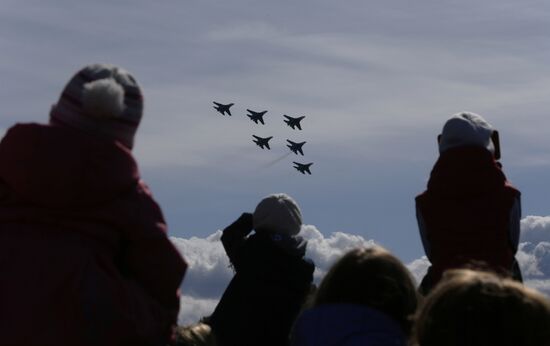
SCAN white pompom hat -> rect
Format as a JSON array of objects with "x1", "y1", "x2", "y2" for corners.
[
  {"x1": 438, "y1": 112, "x2": 495, "y2": 155},
  {"x1": 253, "y1": 193, "x2": 303, "y2": 236}
]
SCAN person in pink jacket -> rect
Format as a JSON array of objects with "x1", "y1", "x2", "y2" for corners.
[{"x1": 0, "y1": 64, "x2": 187, "y2": 346}]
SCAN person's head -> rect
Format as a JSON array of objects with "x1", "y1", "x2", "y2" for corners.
[
  {"x1": 174, "y1": 323, "x2": 217, "y2": 346},
  {"x1": 50, "y1": 63, "x2": 143, "y2": 149},
  {"x1": 253, "y1": 193, "x2": 303, "y2": 236},
  {"x1": 438, "y1": 112, "x2": 500, "y2": 159},
  {"x1": 313, "y1": 246, "x2": 419, "y2": 333},
  {"x1": 413, "y1": 269, "x2": 550, "y2": 346}
]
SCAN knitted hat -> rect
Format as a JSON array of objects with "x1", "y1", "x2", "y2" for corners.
[
  {"x1": 50, "y1": 64, "x2": 143, "y2": 149},
  {"x1": 438, "y1": 112, "x2": 495, "y2": 154},
  {"x1": 253, "y1": 193, "x2": 303, "y2": 236}
]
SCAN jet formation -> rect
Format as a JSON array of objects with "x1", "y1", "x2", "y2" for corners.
[
  {"x1": 213, "y1": 102, "x2": 234, "y2": 116},
  {"x1": 246, "y1": 109, "x2": 267, "y2": 125},
  {"x1": 293, "y1": 162, "x2": 313, "y2": 175},
  {"x1": 212, "y1": 102, "x2": 313, "y2": 174}
]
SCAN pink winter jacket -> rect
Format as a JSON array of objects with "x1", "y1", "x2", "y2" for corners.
[{"x1": 0, "y1": 123, "x2": 187, "y2": 346}]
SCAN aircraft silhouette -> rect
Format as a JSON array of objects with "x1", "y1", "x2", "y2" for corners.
[
  {"x1": 246, "y1": 109, "x2": 267, "y2": 124},
  {"x1": 293, "y1": 162, "x2": 313, "y2": 175},
  {"x1": 287, "y1": 139, "x2": 306, "y2": 155},
  {"x1": 283, "y1": 115, "x2": 305, "y2": 130},
  {"x1": 253, "y1": 135, "x2": 273, "y2": 150},
  {"x1": 213, "y1": 102, "x2": 234, "y2": 116}
]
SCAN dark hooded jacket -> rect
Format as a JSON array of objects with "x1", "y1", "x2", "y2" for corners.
[
  {"x1": 208, "y1": 213, "x2": 315, "y2": 346},
  {"x1": 415, "y1": 146, "x2": 520, "y2": 293},
  {"x1": 0, "y1": 123, "x2": 187, "y2": 346}
]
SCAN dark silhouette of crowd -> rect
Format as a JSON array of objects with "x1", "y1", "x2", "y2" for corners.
[{"x1": 1, "y1": 64, "x2": 549, "y2": 346}]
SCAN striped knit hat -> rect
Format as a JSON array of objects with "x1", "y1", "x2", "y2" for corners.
[{"x1": 50, "y1": 64, "x2": 143, "y2": 149}]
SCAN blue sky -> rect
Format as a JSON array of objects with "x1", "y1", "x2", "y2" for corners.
[{"x1": 2, "y1": 0, "x2": 550, "y2": 264}]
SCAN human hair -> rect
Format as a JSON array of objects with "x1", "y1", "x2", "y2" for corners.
[
  {"x1": 174, "y1": 323, "x2": 217, "y2": 346},
  {"x1": 312, "y1": 246, "x2": 419, "y2": 334},
  {"x1": 412, "y1": 269, "x2": 550, "y2": 346}
]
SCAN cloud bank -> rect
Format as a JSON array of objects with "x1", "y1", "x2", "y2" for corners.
[
  {"x1": 172, "y1": 215, "x2": 550, "y2": 325},
  {"x1": 172, "y1": 225, "x2": 374, "y2": 325}
]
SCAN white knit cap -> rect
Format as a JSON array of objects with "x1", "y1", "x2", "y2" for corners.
[
  {"x1": 438, "y1": 112, "x2": 495, "y2": 154},
  {"x1": 253, "y1": 193, "x2": 303, "y2": 236}
]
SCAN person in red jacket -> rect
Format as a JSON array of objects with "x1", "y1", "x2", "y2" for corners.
[
  {"x1": 415, "y1": 112, "x2": 521, "y2": 295},
  {"x1": 0, "y1": 64, "x2": 187, "y2": 346}
]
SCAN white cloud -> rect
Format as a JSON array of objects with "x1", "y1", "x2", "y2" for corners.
[
  {"x1": 406, "y1": 256, "x2": 430, "y2": 284},
  {"x1": 520, "y1": 215, "x2": 550, "y2": 244},
  {"x1": 178, "y1": 295, "x2": 219, "y2": 327},
  {"x1": 300, "y1": 225, "x2": 376, "y2": 281},
  {"x1": 171, "y1": 224, "x2": 376, "y2": 325},
  {"x1": 517, "y1": 242, "x2": 550, "y2": 279},
  {"x1": 171, "y1": 215, "x2": 550, "y2": 326},
  {"x1": 171, "y1": 231, "x2": 233, "y2": 299}
]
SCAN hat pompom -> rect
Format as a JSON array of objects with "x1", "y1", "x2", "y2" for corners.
[{"x1": 82, "y1": 78, "x2": 125, "y2": 118}]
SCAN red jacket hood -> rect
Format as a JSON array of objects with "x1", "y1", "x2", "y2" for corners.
[
  {"x1": 427, "y1": 146, "x2": 507, "y2": 198},
  {"x1": 0, "y1": 123, "x2": 140, "y2": 208}
]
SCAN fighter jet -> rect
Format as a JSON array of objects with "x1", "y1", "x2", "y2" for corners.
[
  {"x1": 252, "y1": 135, "x2": 273, "y2": 150},
  {"x1": 213, "y1": 102, "x2": 234, "y2": 116},
  {"x1": 283, "y1": 115, "x2": 305, "y2": 130},
  {"x1": 287, "y1": 139, "x2": 306, "y2": 156},
  {"x1": 293, "y1": 162, "x2": 313, "y2": 175},
  {"x1": 246, "y1": 109, "x2": 267, "y2": 125}
]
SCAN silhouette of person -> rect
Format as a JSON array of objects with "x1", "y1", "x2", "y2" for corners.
[
  {"x1": 412, "y1": 269, "x2": 550, "y2": 346},
  {"x1": 0, "y1": 64, "x2": 187, "y2": 346},
  {"x1": 208, "y1": 193, "x2": 315, "y2": 346},
  {"x1": 291, "y1": 246, "x2": 418, "y2": 346},
  {"x1": 416, "y1": 112, "x2": 521, "y2": 294}
]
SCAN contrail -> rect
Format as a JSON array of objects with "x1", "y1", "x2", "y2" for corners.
[{"x1": 260, "y1": 152, "x2": 292, "y2": 169}]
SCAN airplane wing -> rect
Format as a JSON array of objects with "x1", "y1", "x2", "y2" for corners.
[
  {"x1": 298, "y1": 148, "x2": 304, "y2": 155},
  {"x1": 296, "y1": 123, "x2": 302, "y2": 130},
  {"x1": 259, "y1": 118, "x2": 264, "y2": 125},
  {"x1": 265, "y1": 143, "x2": 270, "y2": 150}
]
